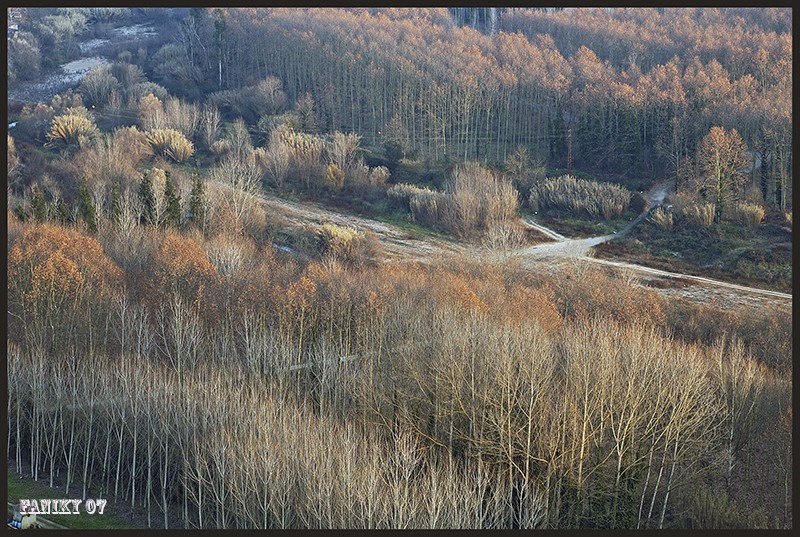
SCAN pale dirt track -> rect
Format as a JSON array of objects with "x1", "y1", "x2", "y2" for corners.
[{"x1": 224, "y1": 181, "x2": 791, "y2": 311}]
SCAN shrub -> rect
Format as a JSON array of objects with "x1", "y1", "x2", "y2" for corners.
[
  {"x1": 138, "y1": 93, "x2": 164, "y2": 131},
  {"x1": 324, "y1": 163, "x2": 345, "y2": 190},
  {"x1": 46, "y1": 109, "x2": 99, "y2": 147},
  {"x1": 258, "y1": 136, "x2": 292, "y2": 187},
  {"x1": 146, "y1": 128, "x2": 194, "y2": 163},
  {"x1": 49, "y1": 90, "x2": 84, "y2": 115},
  {"x1": 256, "y1": 112, "x2": 301, "y2": 137},
  {"x1": 8, "y1": 135, "x2": 19, "y2": 178},
  {"x1": 649, "y1": 206, "x2": 673, "y2": 231},
  {"x1": 210, "y1": 139, "x2": 233, "y2": 160},
  {"x1": 528, "y1": 174, "x2": 631, "y2": 220},
  {"x1": 8, "y1": 31, "x2": 41, "y2": 83},
  {"x1": 225, "y1": 118, "x2": 254, "y2": 160},
  {"x1": 113, "y1": 126, "x2": 152, "y2": 166},
  {"x1": 78, "y1": 65, "x2": 120, "y2": 108},
  {"x1": 74, "y1": 128, "x2": 149, "y2": 189},
  {"x1": 442, "y1": 163, "x2": 519, "y2": 237},
  {"x1": 369, "y1": 166, "x2": 391, "y2": 187},
  {"x1": 730, "y1": 202, "x2": 765, "y2": 226},
  {"x1": 404, "y1": 164, "x2": 518, "y2": 237},
  {"x1": 110, "y1": 61, "x2": 145, "y2": 91},
  {"x1": 315, "y1": 223, "x2": 381, "y2": 266},
  {"x1": 482, "y1": 221, "x2": 525, "y2": 252},
  {"x1": 163, "y1": 97, "x2": 200, "y2": 138},
  {"x1": 17, "y1": 104, "x2": 56, "y2": 143},
  {"x1": 387, "y1": 183, "x2": 433, "y2": 209},
  {"x1": 249, "y1": 76, "x2": 287, "y2": 117},
  {"x1": 127, "y1": 82, "x2": 169, "y2": 106},
  {"x1": 200, "y1": 103, "x2": 221, "y2": 150},
  {"x1": 316, "y1": 223, "x2": 358, "y2": 255},
  {"x1": 325, "y1": 131, "x2": 362, "y2": 172},
  {"x1": 139, "y1": 94, "x2": 199, "y2": 138},
  {"x1": 410, "y1": 190, "x2": 447, "y2": 227}
]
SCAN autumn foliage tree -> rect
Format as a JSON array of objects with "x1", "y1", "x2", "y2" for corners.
[
  {"x1": 150, "y1": 231, "x2": 217, "y2": 308},
  {"x1": 7, "y1": 221, "x2": 123, "y2": 349},
  {"x1": 693, "y1": 126, "x2": 749, "y2": 222}
]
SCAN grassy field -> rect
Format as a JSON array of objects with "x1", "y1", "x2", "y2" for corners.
[
  {"x1": 595, "y1": 219, "x2": 793, "y2": 293},
  {"x1": 530, "y1": 206, "x2": 641, "y2": 238},
  {"x1": 6, "y1": 472, "x2": 134, "y2": 530}
]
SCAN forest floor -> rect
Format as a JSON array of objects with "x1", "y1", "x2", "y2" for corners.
[{"x1": 240, "y1": 182, "x2": 791, "y2": 312}]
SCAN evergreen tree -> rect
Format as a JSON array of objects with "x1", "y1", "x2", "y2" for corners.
[
  {"x1": 78, "y1": 178, "x2": 98, "y2": 233},
  {"x1": 54, "y1": 197, "x2": 71, "y2": 224},
  {"x1": 163, "y1": 170, "x2": 182, "y2": 228},
  {"x1": 13, "y1": 203, "x2": 27, "y2": 222},
  {"x1": 30, "y1": 186, "x2": 48, "y2": 222},
  {"x1": 188, "y1": 172, "x2": 206, "y2": 229},
  {"x1": 138, "y1": 172, "x2": 156, "y2": 225}
]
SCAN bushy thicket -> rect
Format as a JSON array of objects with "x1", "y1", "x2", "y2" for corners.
[
  {"x1": 145, "y1": 128, "x2": 194, "y2": 163},
  {"x1": 529, "y1": 175, "x2": 631, "y2": 220},
  {"x1": 315, "y1": 223, "x2": 381, "y2": 266},
  {"x1": 386, "y1": 183, "x2": 435, "y2": 210},
  {"x1": 6, "y1": 216, "x2": 791, "y2": 529},
  {"x1": 407, "y1": 163, "x2": 518, "y2": 238},
  {"x1": 46, "y1": 107, "x2": 99, "y2": 147}
]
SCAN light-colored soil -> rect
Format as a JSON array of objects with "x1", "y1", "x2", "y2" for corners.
[
  {"x1": 235, "y1": 181, "x2": 790, "y2": 312},
  {"x1": 254, "y1": 192, "x2": 465, "y2": 262},
  {"x1": 8, "y1": 24, "x2": 156, "y2": 106}
]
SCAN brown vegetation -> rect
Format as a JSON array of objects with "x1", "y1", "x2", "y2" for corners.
[
  {"x1": 6, "y1": 207, "x2": 791, "y2": 529},
  {"x1": 408, "y1": 163, "x2": 518, "y2": 238},
  {"x1": 529, "y1": 175, "x2": 631, "y2": 220},
  {"x1": 5, "y1": 6, "x2": 792, "y2": 531}
]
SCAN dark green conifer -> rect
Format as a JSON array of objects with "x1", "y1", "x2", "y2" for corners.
[
  {"x1": 30, "y1": 186, "x2": 48, "y2": 222},
  {"x1": 138, "y1": 172, "x2": 156, "y2": 225},
  {"x1": 188, "y1": 172, "x2": 206, "y2": 229},
  {"x1": 163, "y1": 170, "x2": 182, "y2": 228},
  {"x1": 78, "y1": 178, "x2": 98, "y2": 233}
]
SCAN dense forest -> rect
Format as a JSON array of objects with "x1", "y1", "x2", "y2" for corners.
[{"x1": 6, "y1": 7, "x2": 792, "y2": 530}]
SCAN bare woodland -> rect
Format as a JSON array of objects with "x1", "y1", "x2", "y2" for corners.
[{"x1": 5, "y1": 6, "x2": 792, "y2": 530}]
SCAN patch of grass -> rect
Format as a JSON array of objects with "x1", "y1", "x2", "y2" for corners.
[
  {"x1": 6, "y1": 472, "x2": 134, "y2": 529},
  {"x1": 536, "y1": 206, "x2": 640, "y2": 238},
  {"x1": 274, "y1": 227, "x2": 317, "y2": 257},
  {"x1": 595, "y1": 220, "x2": 792, "y2": 293},
  {"x1": 372, "y1": 210, "x2": 447, "y2": 240}
]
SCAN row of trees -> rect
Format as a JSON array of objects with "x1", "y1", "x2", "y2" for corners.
[
  {"x1": 7, "y1": 210, "x2": 793, "y2": 528},
  {"x1": 152, "y1": 8, "x2": 789, "y2": 212}
]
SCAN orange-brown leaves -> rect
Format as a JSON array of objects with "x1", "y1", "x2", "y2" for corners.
[
  {"x1": 151, "y1": 231, "x2": 217, "y2": 308},
  {"x1": 285, "y1": 275, "x2": 317, "y2": 314},
  {"x1": 8, "y1": 221, "x2": 123, "y2": 315}
]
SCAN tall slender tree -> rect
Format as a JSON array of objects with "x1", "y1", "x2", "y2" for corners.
[
  {"x1": 138, "y1": 172, "x2": 156, "y2": 225},
  {"x1": 162, "y1": 170, "x2": 182, "y2": 228},
  {"x1": 79, "y1": 178, "x2": 98, "y2": 233}
]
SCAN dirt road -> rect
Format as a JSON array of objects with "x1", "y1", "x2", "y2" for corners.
[
  {"x1": 252, "y1": 192, "x2": 465, "y2": 262},
  {"x1": 224, "y1": 182, "x2": 790, "y2": 310}
]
